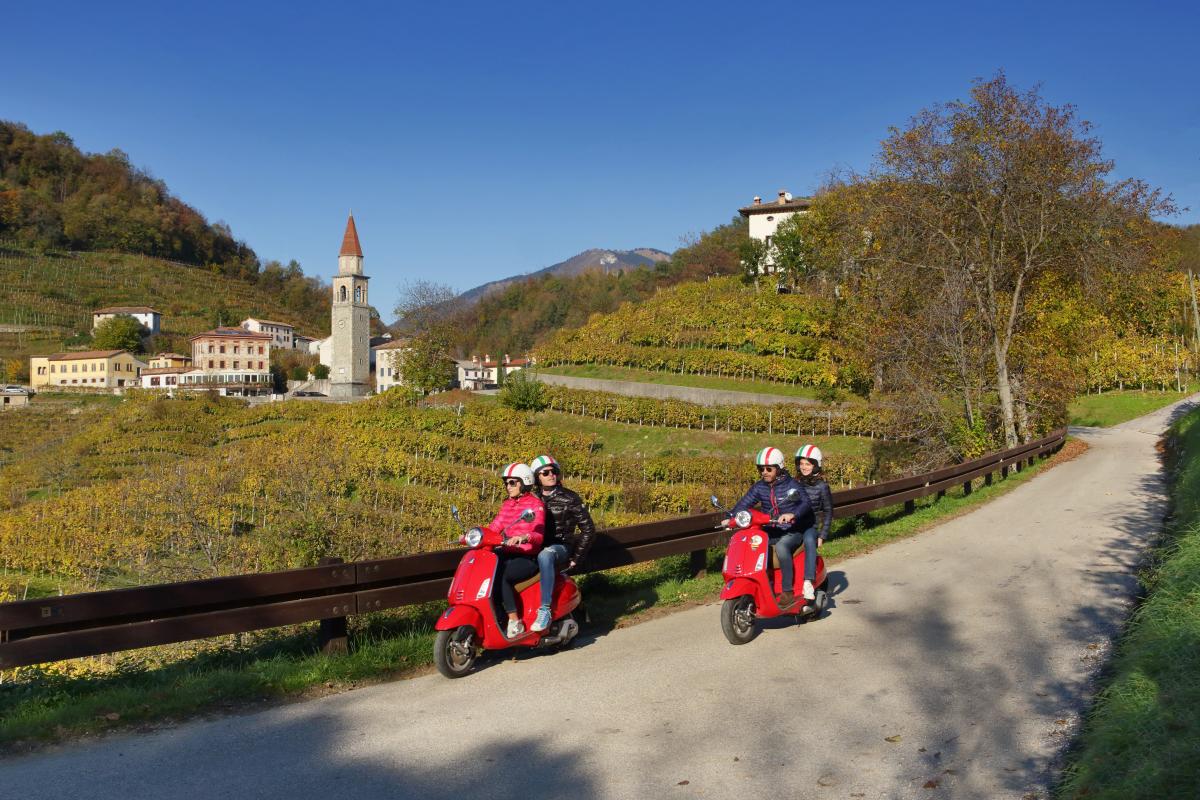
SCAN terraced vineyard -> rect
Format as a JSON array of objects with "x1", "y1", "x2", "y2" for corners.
[
  {"x1": 535, "y1": 276, "x2": 867, "y2": 390},
  {"x1": 0, "y1": 391, "x2": 886, "y2": 591}
]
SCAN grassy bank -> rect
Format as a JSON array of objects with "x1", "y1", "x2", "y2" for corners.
[
  {"x1": 1057, "y1": 407, "x2": 1200, "y2": 798},
  {"x1": 538, "y1": 363, "x2": 858, "y2": 402},
  {"x1": 0, "y1": 440, "x2": 1075, "y2": 752},
  {"x1": 1068, "y1": 385, "x2": 1197, "y2": 428}
]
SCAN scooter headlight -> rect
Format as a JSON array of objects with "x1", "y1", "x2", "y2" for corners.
[
  {"x1": 464, "y1": 527, "x2": 483, "y2": 548},
  {"x1": 734, "y1": 510, "x2": 751, "y2": 529}
]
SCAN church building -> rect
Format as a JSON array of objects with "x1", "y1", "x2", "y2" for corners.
[{"x1": 329, "y1": 213, "x2": 371, "y2": 398}]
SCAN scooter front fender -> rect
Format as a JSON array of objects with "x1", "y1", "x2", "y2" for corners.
[
  {"x1": 435, "y1": 604, "x2": 484, "y2": 633},
  {"x1": 720, "y1": 577, "x2": 763, "y2": 603}
]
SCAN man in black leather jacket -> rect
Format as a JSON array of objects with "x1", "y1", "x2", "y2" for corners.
[{"x1": 529, "y1": 454, "x2": 596, "y2": 632}]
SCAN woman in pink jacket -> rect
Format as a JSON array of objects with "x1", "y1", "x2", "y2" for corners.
[{"x1": 490, "y1": 462, "x2": 546, "y2": 638}]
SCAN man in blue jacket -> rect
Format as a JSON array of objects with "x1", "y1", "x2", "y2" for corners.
[{"x1": 731, "y1": 446, "x2": 815, "y2": 607}]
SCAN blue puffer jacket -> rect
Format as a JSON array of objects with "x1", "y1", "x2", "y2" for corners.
[{"x1": 731, "y1": 471, "x2": 814, "y2": 534}]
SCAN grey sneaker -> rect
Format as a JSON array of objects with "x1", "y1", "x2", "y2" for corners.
[
  {"x1": 531, "y1": 605, "x2": 553, "y2": 632},
  {"x1": 506, "y1": 619, "x2": 526, "y2": 638},
  {"x1": 802, "y1": 580, "x2": 816, "y2": 601}
]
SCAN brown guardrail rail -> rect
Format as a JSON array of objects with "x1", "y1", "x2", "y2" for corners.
[{"x1": 0, "y1": 429, "x2": 1065, "y2": 668}]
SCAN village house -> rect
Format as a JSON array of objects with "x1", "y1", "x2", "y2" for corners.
[
  {"x1": 92, "y1": 306, "x2": 161, "y2": 335},
  {"x1": 139, "y1": 366, "x2": 190, "y2": 390},
  {"x1": 372, "y1": 338, "x2": 411, "y2": 392},
  {"x1": 241, "y1": 317, "x2": 296, "y2": 349},
  {"x1": 738, "y1": 190, "x2": 813, "y2": 274},
  {"x1": 182, "y1": 327, "x2": 273, "y2": 396},
  {"x1": 1, "y1": 385, "x2": 31, "y2": 409},
  {"x1": 147, "y1": 352, "x2": 192, "y2": 369},
  {"x1": 29, "y1": 350, "x2": 148, "y2": 390},
  {"x1": 456, "y1": 353, "x2": 531, "y2": 390}
]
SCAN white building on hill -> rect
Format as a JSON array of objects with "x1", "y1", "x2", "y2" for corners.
[{"x1": 737, "y1": 190, "x2": 813, "y2": 274}]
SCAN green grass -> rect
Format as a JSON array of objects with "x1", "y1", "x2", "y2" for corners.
[
  {"x1": 1056, "y1": 409, "x2": 1200, "y2": 798},
  {"x1": 0, "y1": 443, "x2": 1065, "y2": 750},
  {"x1": 1068, "y1": 385, "x2": 1198, "y2": 428},
  {"x1": 539, "y1": 363, "x2": 863, "y2": 402},
  {"x1": 533, "y1": 408, "x2": 874, "y2": 459}
]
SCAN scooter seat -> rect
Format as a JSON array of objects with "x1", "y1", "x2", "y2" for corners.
[{"x1": 514, "y1": 574, "x2": 541, "y2": 593}]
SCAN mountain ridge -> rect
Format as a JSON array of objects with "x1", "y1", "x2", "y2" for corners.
[{"x1": 457, "y1": 247, "x2": 671, "y2": 305}]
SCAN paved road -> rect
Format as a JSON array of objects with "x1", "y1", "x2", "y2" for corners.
[{"x1": 4, "y1": 399, "x2": 1192, "y2": 799}]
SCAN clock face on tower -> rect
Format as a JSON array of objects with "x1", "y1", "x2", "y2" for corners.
[{"x1": 338, "y1": 320, "x2": 346, "y2": 329}]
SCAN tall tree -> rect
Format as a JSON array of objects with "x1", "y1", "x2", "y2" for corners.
[
  {"x1": 840, "y1": 74, "x2": 1173, "y2": 446},
  {"x1": 92, "y1": 315, "x2": 144, "y2": 352}
]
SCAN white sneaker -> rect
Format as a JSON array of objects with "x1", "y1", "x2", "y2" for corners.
[
  {"x1": 802, "y1": 580, "x2": 815, "y2": 601},
  {"x1": 506, "y1": 619, "x2": 526, "y2": 638}
]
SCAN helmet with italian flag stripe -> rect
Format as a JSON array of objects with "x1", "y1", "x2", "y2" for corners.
[
  {"x1": 500, "y1": 462, "x2": 535, "y2": 487},
  {"x1": 529, "y1": 454, "x2": 559, "y2": 474},
  {"x1": 754, "y1": 446, "x2": 785, "y2": 468},
  {"x1": 794, "y1": 444, "x2": 823, "y2": 468}
]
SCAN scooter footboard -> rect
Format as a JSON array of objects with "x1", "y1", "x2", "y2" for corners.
[{"x1": 436, "y1": 604, "x2": 484, "y2": 632}]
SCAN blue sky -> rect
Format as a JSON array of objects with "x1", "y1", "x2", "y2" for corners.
[{"x1": 6, "y1": 0, "x2": 1198, "y2": 319}]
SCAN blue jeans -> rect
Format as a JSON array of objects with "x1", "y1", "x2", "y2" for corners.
[
  {"x1": 772, "y1": 527, "x2": 820, "y2": 593},
  {"x1": 536, "y1": 544, "x2": 569, "y2": 607}
]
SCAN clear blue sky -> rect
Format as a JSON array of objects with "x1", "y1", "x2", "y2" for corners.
[{"x1": 6, "y1": 0, "x2": 1198, "y2": 320}]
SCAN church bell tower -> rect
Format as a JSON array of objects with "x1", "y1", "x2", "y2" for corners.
[{"x1": 329, "y1": 213, "x2": 370, "y2": 398}]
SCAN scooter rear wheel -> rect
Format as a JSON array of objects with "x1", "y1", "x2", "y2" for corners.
[
  {"x1": 720, "y1": 596, "x2": 757, "y2": 645},
  {"x1": 434, "y1": 626, "x2": 479, "y2": 678}
]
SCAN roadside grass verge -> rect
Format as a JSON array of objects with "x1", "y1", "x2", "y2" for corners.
[
  {"x1": 1068, "y1": 385, "x2": 1197, "y2": 428},
  {"x1": 538, "y1": 363, "x2": 864, "y2": 403},
  {"x1": 0, "y1": 441, "x2": 1077, "y2": 752},
  {"x1": 1056, "y1": 407, "x2": 1200, "y2": 798}
]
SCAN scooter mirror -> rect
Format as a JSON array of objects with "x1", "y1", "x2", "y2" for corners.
[
  {"x1": 710, "y1": 495, "x2": 722, "y2": 509},
  {"x1": 450, "y1": 505, "x2": 461, "y2": 523},
  {"x1": 519, "y1": 509, "x2": 535, "y2": 522},
  {"x1": 785, "y1": 488, "x2": 799, "y2": 498}
]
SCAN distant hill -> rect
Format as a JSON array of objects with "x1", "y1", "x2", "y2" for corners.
[
  {"x1": 0, "y1": 246, "x2": 329, "y2": 364},
  {"x1": 457, "y1": 247, "x2": 670, "y2": 305}
]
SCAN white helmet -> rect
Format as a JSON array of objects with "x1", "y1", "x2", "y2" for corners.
[
  {"x1": 794, "y1": 444, "x2": 823, "y2": 467},
  {"x1": 754, "y1": 447, "x2": 785, "y2": 468},
  {"x1": 529, "y1": 454, "x2": 559, "y2": 474},
  {"x1": 500, "y1": 462, "x2": 535, "y2": 487}
]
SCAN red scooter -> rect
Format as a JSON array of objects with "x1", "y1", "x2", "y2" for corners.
[
  {"x1": 433, "y1": 507, "x2": 582, "y2": 678},
  {"x1": 713, "y1": 495, "x2": 828, "y2": 644}
]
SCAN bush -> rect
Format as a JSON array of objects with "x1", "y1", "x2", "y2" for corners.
[
  {"x1": 312, "y1": 364, "x2": 330, "y2": 380},
  {"x1": 499, "y1": 371, "x2": 547, "y2": 411},
  {"x1": 288, "y1": 365, "x2": 308, "y2": 381}
]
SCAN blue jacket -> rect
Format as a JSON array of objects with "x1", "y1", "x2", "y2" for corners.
[{"x1": 731, "y1": 471, "x2": 814, "y2": 534}]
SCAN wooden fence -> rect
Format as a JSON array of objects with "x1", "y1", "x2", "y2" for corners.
[{"x1": 0, "y1": 429, "x2": 1066, "y2": 669}]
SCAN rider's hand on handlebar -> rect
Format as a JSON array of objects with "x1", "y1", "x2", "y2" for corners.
[{"x1": 776, "y1": 513, "x2": 796, "y2": 525}]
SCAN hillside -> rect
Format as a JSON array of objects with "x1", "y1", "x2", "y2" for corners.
[
  {"x1": 457, "y1": 247, "x2": 670, "y2": 306},
  {"x1": 450, "y1": 218, "x2": 749, "y2": 357},
  {"x1": 535, "y1": 275, "x2": 866, "y2": 390},
  {"x1": 0, "y1": 246, "x2": 329, "y2": 363}
]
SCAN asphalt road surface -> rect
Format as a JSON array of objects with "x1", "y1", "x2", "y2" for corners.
[{"x1": 5, "y1": 398, "x2": 1191, "y2": 799}]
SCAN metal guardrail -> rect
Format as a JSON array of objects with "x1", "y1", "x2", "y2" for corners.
[{"x1": 0, "y1": 428, "x2": 1066, "y2": 669}]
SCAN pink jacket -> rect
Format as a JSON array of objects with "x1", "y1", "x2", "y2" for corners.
[{"x1": 489, "y1": 493, "x2": 545, "y2": 555}]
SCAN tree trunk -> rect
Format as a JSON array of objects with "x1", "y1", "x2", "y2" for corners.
[
  {"x1": 993, "y1": 340, "x2": 1018, "y2": 447},
  {"x1": 1011, "y1": 374, "x2": 1031, "y2": 443}
]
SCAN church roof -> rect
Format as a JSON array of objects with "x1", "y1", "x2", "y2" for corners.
[{"x1": 340, "y1": 214, "x2": 363, "y2": 258}]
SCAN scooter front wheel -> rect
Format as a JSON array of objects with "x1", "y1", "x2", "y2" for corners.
[
  {"x1": 720, "y1": 595, "x2": 757, "y2": 645},
  {"x1": 434, "y1": 626, "x2": 479, "y2": 678}
]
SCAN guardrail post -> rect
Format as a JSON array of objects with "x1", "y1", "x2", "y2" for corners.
[
  {"x1": 936, "y1": 489, "x2": 946, "y2": 501},
  {"x1": 318, "y1": 557, "x2": 349, "y2": 655},
  {"x1": 904, "y1": 499, "x2": 915, "y2": 514},
  {"x1": 962, "y1": 479, "x2": 972, "y2": 496},
  {"x1": 689, "y1": 548, "x2": 707, "y2": 579},
  {"x1": 1001, "y1": 464, "x2": 1010, "y2": 479},
  {"x1": 984, "y1": 471, "x2": 993, "y2": 486}
]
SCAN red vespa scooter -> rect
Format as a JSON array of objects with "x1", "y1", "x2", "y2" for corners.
[
  {"x1": 712, "y1": 495, "x2": 828, "y2": 644},
  {"x1": 433, "y1": 506, "x2": 582, "y2": 678}
]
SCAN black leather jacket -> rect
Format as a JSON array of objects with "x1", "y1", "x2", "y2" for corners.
[{"x1": 537, "y1": 485, "x2": 596, "y2": 566}]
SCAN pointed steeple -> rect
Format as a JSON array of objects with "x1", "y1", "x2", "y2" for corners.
[{"x1": 339, "y1": 213, "x2": 363, "y2": 258}]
